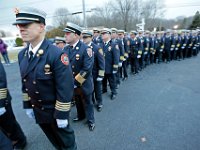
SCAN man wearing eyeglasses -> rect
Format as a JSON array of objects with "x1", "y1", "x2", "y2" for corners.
[{"x1": 13, "y1": 7, "x2": 76, "y2": 150}]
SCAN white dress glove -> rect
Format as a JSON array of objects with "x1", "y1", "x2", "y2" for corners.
[
  {"x1": 118, "y1": 62, "x2": 122, "y2": 67},
  {"x1": 56, "y1": 119, "x2": 68, "y2": 128},
  {"x1": 112, "y1": 71, "x2": 117, "y2": 74},
  {"x1": 26, "y1": 109, "x2": 35, "y2": 119},
  {"x1": 96, "y1": 77, "x2": 103, "y2": 81},
  {"x1": 0, "y1": 107, "x2": 6, "y2": 116}
]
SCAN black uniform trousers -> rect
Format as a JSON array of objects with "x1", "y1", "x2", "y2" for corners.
[
  {"x1": 39, "y1": 122, "x2": 77, "y2": 150},
  {"x1": 0, "y1": 130, "x2": 12, "y2": 150},
  {"x1": 74, "y1": 88, "x2": 95, "y2": 124},
  {"x1": 102, "y1": 73, "x2": 117, "y2": 95},
  {"x1": 183, "y1": 48, "x2": 188, "y2": 59},
  {"x1": 92, "y1": 80, "x2": 103, "y2": 106},
  {"x1": 140, "y1": 54, "x2": 145, "y2": 69},
  {"x1": 116, "y1": 67, "x2": 121, "y2": 85},
  {"x1": 164, "y1": 50, "x2": 171, "y2": 62},
  {"x1": 130, "y1": 56, "x2": 139, "y2": 73},
  {"x1": 120, "y1": 60, "x2": 128, "y2": 78},
  {"x1": 157, "y1": 50, "x2": 163, "y2": 63},
  {"x1": 0, "y1": 104, "x2": 26, "y2": 143},
  {"x1": 176, "y1": 48, "x2": 183, "y2": 60}
]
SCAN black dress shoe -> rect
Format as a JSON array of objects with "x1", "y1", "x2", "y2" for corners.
[
  {"x1": 88, "y1": 123, "x2": 95, "y2": 131},
  {"x1": 97, "y1": 105, "x2": 103, "y2": 112},
  {"x1": 73, "y1": 117, "x2": 85, "y2": 122},
  {"x1": 122, "y1": 77, "x2": 128, "y2": 81},
  {"x1": 111, "y1": 94, "x2": 116, "y2": 100},
  {"x1": 13, "y1": 138, "x2": 27, "y2": 150},
  {"x1": 102, "y1": 90, "x2": 107, "y2": 94}
]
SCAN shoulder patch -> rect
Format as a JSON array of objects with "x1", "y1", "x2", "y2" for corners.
[
  {"x1": 98, "y1": 48, "x2": 103, "y2": 55},
  {"x1": 61, "y1": 53, "x2": 69, "y2": 65},
  {"x1": 87, "y1": 48, "x2": 93, "y2": 57}
]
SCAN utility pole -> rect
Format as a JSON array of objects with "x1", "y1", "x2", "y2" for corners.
[{"x1": 82, "y1": 0, "x2": 87, "y2": 28}]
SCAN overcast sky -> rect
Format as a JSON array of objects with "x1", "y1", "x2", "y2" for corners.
[{"x1": 0, "y1": 0, "x2": 199, "y2": 35}]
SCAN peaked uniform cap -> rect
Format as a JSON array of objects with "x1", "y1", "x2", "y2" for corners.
[
  {"x1": 13, "y1": 7, "x2": 46, "y2": 25},
  {"x1": 63, "y1": 22, "x2": 82, "y2": 35},
  {"x1": 82, "y1": 30, "x2": 93, "y2": 37},
  {"x1": 101, "y1": 28, "x2": 112, "y2": 34}
]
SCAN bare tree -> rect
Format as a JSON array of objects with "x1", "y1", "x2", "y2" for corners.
[
  {"x1": 111, "y1": 0, "x2": 135, "y2": 31},
  {"x1": 52, "y1": 8, "x2": 83, "y2": 28},
  {"x1": 52, "y1": 8, "x2": 70, "y2": 27},
  {"x1": 142, "y1": 0, "x2": 165, "y2": 30}
]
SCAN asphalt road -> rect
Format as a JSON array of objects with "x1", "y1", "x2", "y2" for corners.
[{"x1": 4, "y1": 55, "x2": 200, "y2": 150}]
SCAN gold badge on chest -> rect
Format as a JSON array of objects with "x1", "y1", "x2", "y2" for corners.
[
  {"x1": 76, "y1": 54, "x2": 80, "y2": 60},
  {"x1": 44, "y1": 64, "x2": 52, "y2": 74}
]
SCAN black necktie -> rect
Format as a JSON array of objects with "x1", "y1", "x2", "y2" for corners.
[{"x1": 29, "y1": 51, "x2": 34, "y2": 62}]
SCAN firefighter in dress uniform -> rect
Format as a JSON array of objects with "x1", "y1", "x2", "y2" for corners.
[
  {"x1": 63, "y1": 22, "x2": 95, "y2": 131},
  {"x1": 82, "y1": 30, "x2": 105, "y2": 112},
  {"x1": 100, "y1": 28, "x2": 119, "y2": 100},
  {"x1": 14, "y1": 7, "x2": 77, "y2": 149}
]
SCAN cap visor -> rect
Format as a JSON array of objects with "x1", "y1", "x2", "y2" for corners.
[
  {"x1": 12, "y1": 20, "x2": 35, "y2": 25},
  {"x1": 63, "y1": 28, "x2": 75, "y2": 33}
]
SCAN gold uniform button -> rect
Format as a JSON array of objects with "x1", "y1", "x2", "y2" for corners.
[
  {"x1": 28, "y1": 97, "x2": 31, "y2": 100},
  {"x1": 33, "y1": 81, "x2": 36, "y2": 84},
  {"x1": 32, "y1": 105, "x2": 34, "y2": 107},
  {"x1": 41, "y1": 107, "x2": 44, "y2": 110},
  {"x1": 73, "y1": 72, "x2": 75, "y2": 75},
  {"x1": 72, "y1": 65, "x2": 75, "y2": 68},
  {"x1": 38, "y1": 100, "x2": 42, "y2": 102},
  {"x1": 23, "y1": 79, "x2": 26, "y2": 82},
  {"x1": 35, "y1": 91, "x2": 39, "y2": 94},
  {"x1": 25, "y1": 88, "x2": 28, "y2": 91}
]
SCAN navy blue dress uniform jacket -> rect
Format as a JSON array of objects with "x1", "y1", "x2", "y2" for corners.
[
  {"x1": 129, "y1": 37, "x2": 139, "y2": 57},
  {"x1": 143, "y1": 37, "x2": 151, "y2": 54},
  {"x1": 100, "y1": 40, "x2": 119, "y2": 74},
  {"x1": 163, "y1": 36, "x2": 172, "y2": 51},
  {"x1": 115, "y1": 39, "x2": 125, "y2": 63},
  {"x1": 18, "y1": 39, "x2": 74, "y2": 124},
  {"x1": 63, "y1": 40, "x2": 94, "y2": 95},
  {"x1": 123, "y1": 38, "x2": 129, "y2": 59},
  {"x1": 155, "y1": 37, "x2": 162, "y2": 51},
  {"x1": 92, "y1": 36, "x2": 103, "y2": 45},
  {"x1": 138, "y1": 37, "x2": 144, "y2": 55},
  {"x1": 0, "y1": 61, "x2": 12, "y2": 108},
  {"x1": 90, "y1": 42, "x2": 105, "y2": 80}
]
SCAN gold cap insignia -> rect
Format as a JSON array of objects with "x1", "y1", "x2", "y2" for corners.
[{"x1": 14, "y1": 8, "x2": 19, "y2": 14}]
